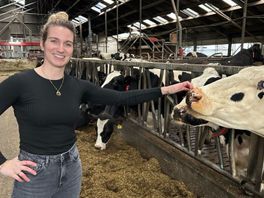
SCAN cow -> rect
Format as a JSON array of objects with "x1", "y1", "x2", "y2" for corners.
[
  {"x1": 226, "y1": 44, "x2": 263, "y2": 66},
  {"x1": 172, "y1": 66, "x2": 264, "y2": 135},
  {"x1": 186, "y1": 51, "x2": 208, "y2": 58},
  {"x1": 94, "y1": 70, "x2": 128, "y2": 150},
  {"x1": 94, "y1": 67, "x2": 221, "y2": 150},
  {"x1": 94, "y1": 68, "x2": 166, "y2": 150},
  {"x1": 98, "y1": 52, "x2": 135, "y2": 61},
  {"x1": 172, "y1": 66, "x2": 264, "y2": 179}
]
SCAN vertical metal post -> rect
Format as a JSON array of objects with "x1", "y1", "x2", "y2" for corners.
[
  {"x1": 105, "y1": 11, "x2": 108, "y2": 53},
  {"x1": 193, "y1": 39, "x2": 197, "y2": 52},
  {"x1": 241, "y1": 0, "x2": 248, "y2": 49},
  {"x1": 88, "y1": 14, "x2": 92, "y2": 57},
  {"x1": 80, "y1": 22, "x2": 83, "y2": 57},
  {"x1": 227, "y1": 36, "x2": 232, "y2": 57},
  {"x1": 96, "y1": 35, "x2": 99, "y2": 54},
  {"x1": 161, "y1": 39, "x2": 164, "y2": 61},
  {"x1": 171, "y1": 0, "x2": 182, "y2": 58},
  {"x1": 139, "y1": 0, "x2": 142, "y2": 58},
  {"x1": 116, "y1": 0, "x2": 119, "y2": 52}
]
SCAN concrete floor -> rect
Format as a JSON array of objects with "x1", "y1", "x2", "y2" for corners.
[{"x1": 0, "y1": 76, "x2": 19, "y2": 198}]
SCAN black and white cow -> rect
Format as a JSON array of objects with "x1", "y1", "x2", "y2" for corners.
[
  {"x1": 94, "y1": 68, "x2": 166, "y2": 150},
  {"x1": 172, "y1": 66, "x2": 264, "y2": 179},
  {"x1": 226, "y1": 44, "x2": 263, "y2": 66},
  {"x1": 95, "y1": 66, "x2": 221, "y2": 150},
  {"x1": 99, "y1": 52, "x2": 135, "y2": 61},
  {"x1": 186, "y1": 51, "x2": 208, "y2": 58}
]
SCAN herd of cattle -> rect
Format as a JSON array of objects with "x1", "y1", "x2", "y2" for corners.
[{"x1": 68, "y1": 45, "x2": 264, "y2": 183}]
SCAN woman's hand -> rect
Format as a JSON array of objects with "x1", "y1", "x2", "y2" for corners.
[
  {"x1": 0, "y1": 157, "x2": 37, "y2": 182},
  {"x1": 161, "y1": 81, "x2": 193, "y2": 95}
]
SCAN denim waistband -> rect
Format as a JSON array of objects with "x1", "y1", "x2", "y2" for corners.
[{"x1": 19, "y1": 144, "x2": 78, "y2": 163}]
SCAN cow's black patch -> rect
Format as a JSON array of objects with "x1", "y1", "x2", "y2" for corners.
[
  {"x1": 204, "y1": 77, "x2": 221, "y2": 86},
  {"x1": 258, "y1": 92, "x2": 264, "y2": 99},
  {"x1": 230, "y1": 92, "x2": 244, "y2": 102},
  {"x1": 257, "y1": 80, "x2": 264, "y2": 90}
]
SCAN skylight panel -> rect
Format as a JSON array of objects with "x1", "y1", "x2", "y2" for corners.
[
  {"x1": 119, "y1": 0, "x2": 129, "y2": 3},
  {"x1": 198, "y1": 4, "x2": 212, "y2": 12},
  {"x1": 133, "y1": 22, "x2": 146, "y2": 29},
  {"x1": 153, "y1": 16, "x2": 168, "y2": 24},
  {"x1": 222, "y1": 0, "x2": 237, "y2": 7},
  {"x1": 91, "y1": 6, "x2": 101, "y2": 13},
  {"x1": 204, "y1": 3, "x2": 220, "y2": 11},
  {"x1": 143, "y1": 19, "x2": 156, "y2": 26},
  {"x1": 167, "y1": 13, "x2": 176, "y2": 20},
  {"x1": 181, "y1": 8, "x2": 199, "y2": 18},
  {"x1": 71, "y1": 19, "x2": 80, "y2": 26},
  {"x1": 103, "y1": 0, "x2": 114, "y2": 4},
  {"x1": 96, "y1": 2, "x2": 107, "y2": 9},
  {"x1": 127, "y1": 24, "x2": 138, "y2": 30},
  {"x1": 13, "y1": 0, "x2": 25, "y2": 6},
  {"x1": 77, "y1": 15, "x2": 88, "y2": 23}
]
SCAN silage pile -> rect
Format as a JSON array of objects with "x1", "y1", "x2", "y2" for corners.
[
  {"x1": 0, "y1": 59, "x2": 36, "y2": 74},
  {"x1": 77, "y1": 125, "x2": 196, "y2": 198}
]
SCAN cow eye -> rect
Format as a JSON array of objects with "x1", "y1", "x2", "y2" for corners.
[
  {"x1": 258, "y1": 92, "x2": 264, "y2": 99},
  {"x1": 230, "y1": 92, "x2": 244, "y2": 102}
]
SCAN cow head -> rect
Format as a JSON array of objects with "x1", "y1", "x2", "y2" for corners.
[{"x1": 172, "y1": 66, "x2": 264, "y2": 136}]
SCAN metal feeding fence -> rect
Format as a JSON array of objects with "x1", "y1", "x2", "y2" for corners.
[{"x1": 66, "y1": 58, "x2": 264, "y2": 197}]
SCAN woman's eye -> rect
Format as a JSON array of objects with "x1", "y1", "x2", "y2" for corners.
[
  {"x1": 66, "y1": 43, "x2": 72, "y2": 47},
  {"x1": 65, "y1": 42, "x2": 73, "y2": 47}
]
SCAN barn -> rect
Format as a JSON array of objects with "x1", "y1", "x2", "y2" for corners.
[{"x1": 0, "y1": 0, "x2": 264, "y2": 197}]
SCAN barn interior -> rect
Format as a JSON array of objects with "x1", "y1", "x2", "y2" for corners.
[
  {"x1": 1, "y1": 1, "x2": 264, "y2": 198},
  {"x1": 1, "y1": 0, "x2": 264, "y2": 60}
]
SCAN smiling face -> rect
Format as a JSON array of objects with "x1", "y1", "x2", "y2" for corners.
[{"x1": 41, "y1": 25, "x2": 74, "y2": 68}]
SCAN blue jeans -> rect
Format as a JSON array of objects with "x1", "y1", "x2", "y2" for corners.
[{"x1": 12, "y1": 144, "x2": 82, "y2": 198}]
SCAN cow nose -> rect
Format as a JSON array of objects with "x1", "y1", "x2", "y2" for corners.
[{"x1": 186, "y1": 89, "x2": 202, "y2": 107}]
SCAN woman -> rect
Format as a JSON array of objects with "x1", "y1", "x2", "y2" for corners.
[{"x1": 0, "y1": 12, "x2": 193, "y2": 198}]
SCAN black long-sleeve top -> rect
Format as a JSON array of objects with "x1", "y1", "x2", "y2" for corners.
[{"x1": 0, "y1": 69, "x2": 162, "y2": 164}]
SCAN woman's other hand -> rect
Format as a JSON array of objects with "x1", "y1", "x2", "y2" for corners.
[{"x1": 0, "y1": 157, "x2": 37, "y2": 182}]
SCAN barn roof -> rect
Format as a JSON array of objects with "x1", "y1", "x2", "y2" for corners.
[{"x1": 26, "y1": 0, "x2": 264, "y2": 44}]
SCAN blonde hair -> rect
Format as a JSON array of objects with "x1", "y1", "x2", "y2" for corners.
[{"x1": 41, "y1": 11, "x2": 76, "y2": 42}]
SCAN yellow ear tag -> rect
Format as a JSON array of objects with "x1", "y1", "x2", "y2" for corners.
[{"x1": 117, "y1": 124, "x2": 123, "y2": 129}]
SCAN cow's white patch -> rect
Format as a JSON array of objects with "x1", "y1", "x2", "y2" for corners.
[
  {"x1": 101, "y1": 71, "x2": 121, "y2": 87},
  {"x1": 95, "y1": 119, "x2": 109, "y2": 150},
  {"x1": 191, "y1": 67, "x2": 220, "y2": 87}
]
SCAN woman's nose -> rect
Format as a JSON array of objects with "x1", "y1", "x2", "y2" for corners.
[{"x1": 57, "y1": 43, "x2": 64, "y2": 52}]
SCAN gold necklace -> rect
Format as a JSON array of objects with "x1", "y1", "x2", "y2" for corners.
[
  {"x1": 49, "y1": 77, "x2": 64, "y2": 96},
  {"x1": 41, "y1": 67, "x2": 64, "y2": 96}
]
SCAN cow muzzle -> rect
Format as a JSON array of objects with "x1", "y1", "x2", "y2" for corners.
[
  {"x1": 171, "y1": 105, "x2": 208, "y2": 126},
  {"x1": 186, "y1": 88, "x2": 202, "y2": 107},
  {"x1": 185, "y1": 87, "x2": 212, "y2": 116}
]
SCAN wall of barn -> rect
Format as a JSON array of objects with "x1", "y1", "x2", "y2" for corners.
[
  {"x1": 0, "y1": 6, "x2": 42, "y2": 41},
  {"x1": 94, "y1": 33, "x2": 120, "y2": 54}
]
